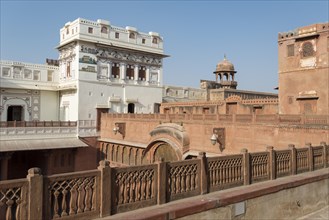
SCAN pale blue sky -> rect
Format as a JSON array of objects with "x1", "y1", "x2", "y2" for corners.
[{"x1": 1, "y1": 1, "x2": 328, "y2": 92}]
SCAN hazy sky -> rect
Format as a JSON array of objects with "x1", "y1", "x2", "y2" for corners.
[{"x1": 1, "y1": 1, "x2": 328, "y2": 92}]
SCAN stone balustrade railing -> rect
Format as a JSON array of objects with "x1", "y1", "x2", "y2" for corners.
[
  {"x1": 1, "y1": 143, "x2": 328, "y2": 219},
  {"x1": 0, "y1": 120, "x2": 99, "y2": 128},
  {"x1": 103, "y1": 113, "x2": 329, "y2": 126},
  {"x1": 0, "y1": 121, "x2": 77, "y2": 128},
  {"x1": 0, "y1": 120, "x2": 99, "y2": 139}
]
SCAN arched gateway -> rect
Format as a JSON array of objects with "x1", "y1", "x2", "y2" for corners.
[{"x1": 143, "y1": 123, "x2": 190, "y2": 162}]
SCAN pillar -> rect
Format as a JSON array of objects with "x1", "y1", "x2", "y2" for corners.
[
  {"x1": 306, "y1": 143, "x2": 313, "y2": 171},
  {"x1": 27, "y1": 167, "x2": 43, "y2": 220},
  {"x1": 107, "y1": 62, "x2": 112, "y2": 79},
  {"x1": 120, "y1": 63, "x2": 126, "y2": 82},
  {"x1": 146, "y1": 66, "x2": 150, "y2": 85},
  {"x1": 321, "y1": 142, "x2": 328, "y2": 168},
  {"x1": 98, "y1": 160, "x2": 112, "y2": 217},
  {"x1": 134, "y1": 65, "x2": 139, "y2": 83},
  {"x1": 198, "y1": 152, "x2": 208, "y2": 194},
  {"x1": 0, "y1": 152, "x2": 12, "y2": 180},
  {"x1": 42, "y1": 150, "x2": 52, "y2": 176},
  {"x1": 157, "y1": 158, "x2": 167, "y2": 204},
  {"x1": 289, "y1": 144, "x2": 297, "y2": 175},
  {"x1": 266, "y1": 146, "x2": 275, "y2": 180},
  {"x1": 241, "y1": 148, "x2": 250, "y2": 185}
]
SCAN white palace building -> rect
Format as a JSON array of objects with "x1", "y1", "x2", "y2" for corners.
[
  {"x1": 1, "y1": 18, "x2": 167, "y2": 126},
  {"x1": 0, "y1": 18, "x2": 168, "y2": 179}
]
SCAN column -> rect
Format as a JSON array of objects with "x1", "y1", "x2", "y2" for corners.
[
  {"x1": 146, "y1": 66, "x2": 150, "y2": 85},
  {"x1": 107, "y1": 62, "x2": 112, "y2": 79},
  {"x1": 42, "y1": 150, "x2": 52, "y2": 176},
  {"x1": 198, "y1": 152, "x2": 208, "y2": 194},
  {"x1": 98, "y1": 160, "x2": 112, "y2": 217},
  {"x1": 0, "y1": 152, "x2": 12, "y2": 180},
  {"x1": 120, "y1": 63, "x2": 126, "y2": 83},
  {"x1": 157, "y1": 69, "x2": 162, "y2": 86},
  {"x1": 27, "y1": 168, "x2": 43, "y2": 220},
  {"x1": 241, "y1": 148, "x2": 250, "y2": 185},
  {"x1": 157, "y1": 158, "x2": 167, "y2": 204},
  {"x1": 134, "y1": 65, "x2": 139, "y2": 84},
  {"x1": 266, "y1": 146, "x2": 275, "y2": 180}
]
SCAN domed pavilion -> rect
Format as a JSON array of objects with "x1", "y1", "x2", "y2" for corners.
[{"x1": 213, "y1": 55, "x2": 238, "y2": 89}]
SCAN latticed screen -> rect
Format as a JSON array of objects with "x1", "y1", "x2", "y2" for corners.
[{"x1": 302, "y1": 42, "x2": 314, "y2": 57}]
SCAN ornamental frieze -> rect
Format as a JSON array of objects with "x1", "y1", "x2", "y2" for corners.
[{"x1": 80, "y1": 44, "x2": 162, "y2": 67}]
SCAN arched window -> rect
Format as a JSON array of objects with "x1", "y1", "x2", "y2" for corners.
[
  {"x1": 302, "y1": 42, "x2": 314, "y2": 58},
  {"x1": 129, "y1": 33, "x2": 135, "y2": 39},
  {"x1": 152, "y1": 37, "x2": 158, "y2": 44},
  {"x1": 101, "y1": 26, "x2": 108, "y2": 33},
  {"x1": 128, "y1": 103, "x2": 135, "y2": 113}
]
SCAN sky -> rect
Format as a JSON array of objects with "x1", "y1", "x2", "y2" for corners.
[{"x1": 1, "y1": 1, "x2": 328, "y2": 93}]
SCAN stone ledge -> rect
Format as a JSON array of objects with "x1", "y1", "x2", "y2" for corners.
[{"x1": 96, "y1": 168, "x2": 329, "y2": 220}]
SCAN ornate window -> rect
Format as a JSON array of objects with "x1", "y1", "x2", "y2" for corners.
[
  {"x1": 88, "y1": 27, "x2": 93, "y2": 34},
  {"x1": 152, "y1": 37, "x2": 158, "y2": 44},
  {"x1": 24, "y1": 69, "x2": 32, "y2": 79},
  {"x1": 33, "y1": 70, "x2": 40, "y2": 81},
  {"x1": 302, "y1": 42, "x2": 314, "y2": 58},
  {"x1": 111, "y1": 63, "x2": 120, "y2": 78},
  {"x1": 115, "y1": 32, "x2": 119, "y2": 39},
  {"x1": 129, "y1": 32, "x2": 135, "y2": 39},
  {"x1": 101, "y1": 26, "x2": 108, "y2": 33},
  {"x1": 2, "y1": 67, "x2": 11, "y2": 77},
  {"x1": 126, "y1": 64, "x2": 134, "y2": 80},
  {"x1": 138, "y1": 66, "x2": 146, "y2": 81},
  {"x1": 13, "y1": 67, "x2": 22, "y2": 78},
  {"x1": 47, "y1": 70, "x2": 53, "y2": 81}
]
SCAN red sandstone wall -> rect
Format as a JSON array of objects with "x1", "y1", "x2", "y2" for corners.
[
  {"x1": 278, "y1": 23, "x2": 329, "y2": 115},
  {"x1": 101, "y1": 114, "x2": 329, "y2": 156},
  {"x1": 74, "y1": 137, "x2": 99, "y2": 171}
]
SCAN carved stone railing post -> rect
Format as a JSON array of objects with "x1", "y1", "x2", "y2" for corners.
[
  {"x1": 198, "y1": 152, "x2": 208, "y2": 194},
  {"x1": 266, "y1": 146, "x2": 276, "y2": 180},
  {"x1": 27, "y1": 167, "x2": 43, "y2": 220},
  {"x1": 306, "y1": 143, "x2": 314, "y2": 171},
  {"x1": 321, "y1": 142, "x2": 328, "y2": 168},
  {"x1": 97, "y1": 160, "x2": 111, "y2": 217},
  {"x1": 289, "y1": 144, "x2": 297, "y2": 175},
  {"x1": 241, "y1": 148, "x2": 250, "y2": 185},
  {"x1": 157, "y1": 158, "x2": 167, "y2": 205}
]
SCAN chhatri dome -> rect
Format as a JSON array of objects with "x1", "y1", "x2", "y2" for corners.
[
  {"x1": 213, "y1": 55, "x2": 238, "y2": 89},
  {"x1": 214, "y1": 55, "x2": 236, "y2": 73}
]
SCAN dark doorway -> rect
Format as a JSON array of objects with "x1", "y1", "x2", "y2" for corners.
[
  {"x1": 154, "y1": 103, "x2": 161, "y2": 113},
  {"x1": 128, "y1": 103, "x2": 135, "y2": 113},
  {"x1": 7, "y1": 105, "x2": 23, "y2": 121}
]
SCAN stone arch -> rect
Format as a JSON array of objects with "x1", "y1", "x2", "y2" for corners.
[
  {"x1": 2, "y1": 97, "x2": 31, "y2": 121},
  {"x1": 146, "y1": 139, "x2": 182, "y2": 163},
  {"x1": 143, "y1": 123, "x2": 190, "y2": 162},
  {"x1": 225, "y1": 95, "x2": 242, "y2": 103}
]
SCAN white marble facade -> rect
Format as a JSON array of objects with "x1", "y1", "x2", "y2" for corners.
[{"x1": 0, "y1": 18, "x2": 167, "y2": 122}]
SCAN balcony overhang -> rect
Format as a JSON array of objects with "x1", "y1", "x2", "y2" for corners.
[{"x1": 0, "y1": 137, "x2": 88, "y2": 152}]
